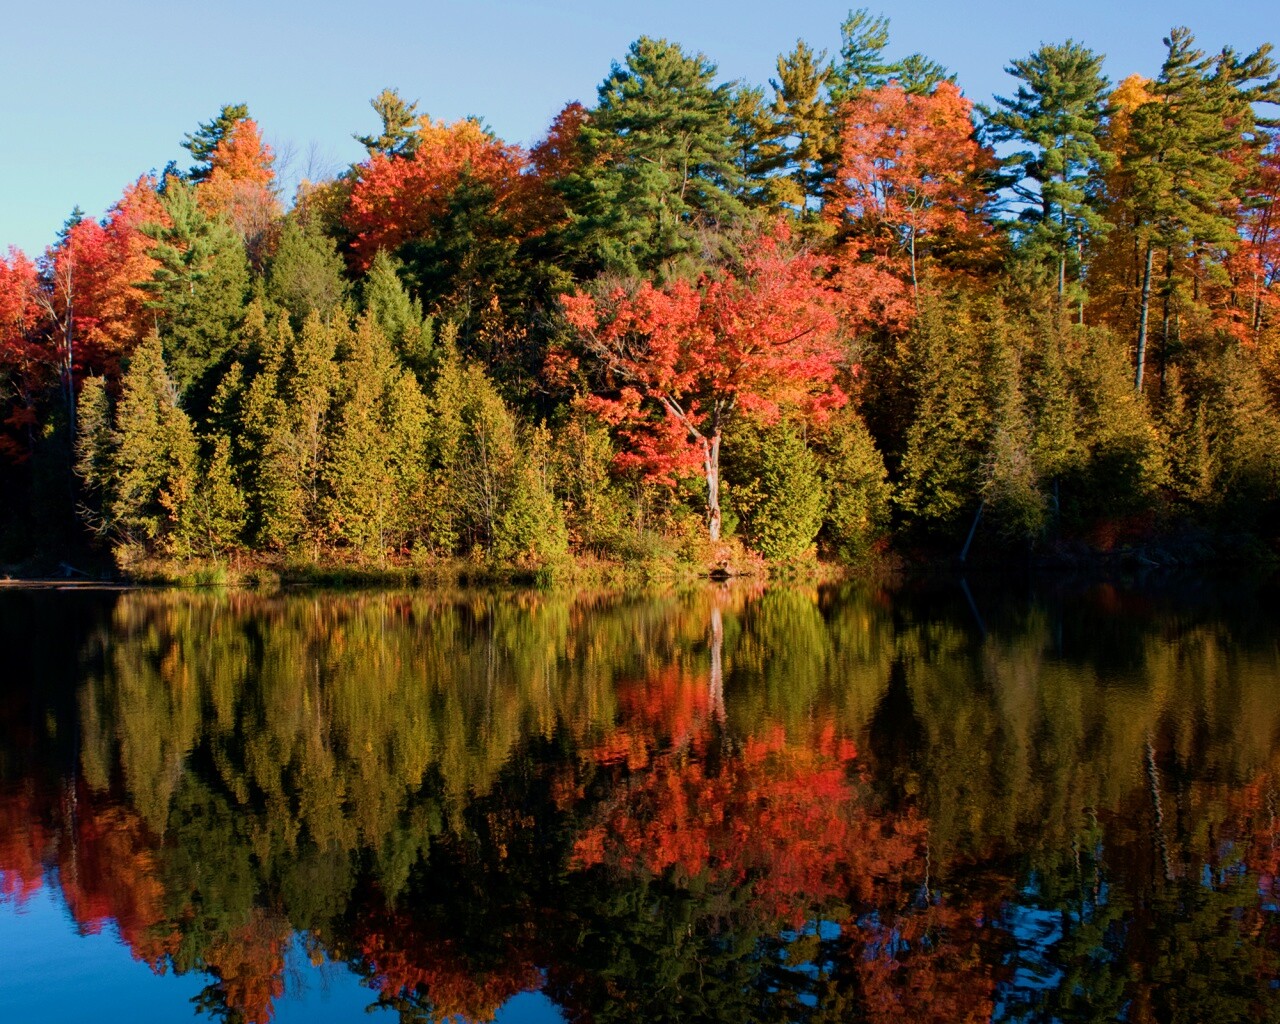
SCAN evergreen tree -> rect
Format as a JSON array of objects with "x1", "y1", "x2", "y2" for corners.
[
  {"x1": 984, "y1": 41, "x2": 1114, "y2": 303},
  {"x1": 430, "y1": 335, "x2": 566, "y2": 562},
  {"x1": 140, "y1": 179, "x2": 250, "y2": 397},
  {"x1": 1124, "y1": 29, "x2": 1276, "y2": 391},
  {"x1": 362, "y1": 249, "x2": 435, "y2": 377},
  {"x1": 891, "y1": 296, "x2": 985, "y2": 538},
  {"x1": 188, "y1": 434, "x2": 247, "y2": 558},
  {"x1": 981, "y1": 337, "x2": 1045, "y2": 542},
  {"x1": 726, "y1": 84, "x2": 786, "y2": 208},
  {"x1": 266, "y1": 214, "x2": 350, "y2": 326},
  {"x1": 826, "y1": 8, "x2": 894, "y2": 104},
  {"x1": 76, "y1": 333, "x2": 200, "y2": 561},
  {"x1": 561, "y1": 37, "x2": 745, "y2": 277},
  {"x1": 725, "y1": 419, "x2": 826, "y2": 559},
  {"x1": 354, "y1": 88, "x2": 421, "y2": 158},
  {"x1": 1204, "y1": 345, "x2": 1280, "y2": 519},
  {"x1": 1073, "y1": 326, "x2": 1164, "y2": 519},
  {"x1": 183, "y1": 103, "x2": 250, "y2": 182},
  {"x1": 816, "y1": 406, "x2": 891, "y2": 564},
  {"x1": 769, "y1": 40, "x2": 834, "y2": 214},
  {"x1": 323, "y1": 314, "x2": 429, "y2": 562}
]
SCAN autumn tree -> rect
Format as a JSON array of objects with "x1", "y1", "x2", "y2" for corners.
[
  {"x1": 0, "y1": 249, "x2": 46, "y2": 462},
  {"x1": 195, "y1": 113, "x2": 280, "y2": 256},
  {"x1": 343, "y1": 116, "x2": 541, "y2": 356},
  {"x1": 829, "y1": 81, "x2": 994, "y2": 328},
  {"x1": 563, "y1": 226, "x2": 841, "y2": 540}
]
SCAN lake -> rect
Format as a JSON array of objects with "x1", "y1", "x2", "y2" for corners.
[{"x1": 1, "y1": 578, "x2": 1278, "y2": 1023}]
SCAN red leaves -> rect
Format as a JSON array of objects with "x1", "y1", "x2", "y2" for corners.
[
  {"x1": 829, "y1": 81, "x2": 995, "y2": 332},
  {"x1": 0, "y1": 248, "x2": 47, "y2": 462},
  {"x1": 344, "y1": 118, "x2": 529, "y2": 273},
  {"x1": 564, "y1": 225, "x2": 845, "y2": 483}
]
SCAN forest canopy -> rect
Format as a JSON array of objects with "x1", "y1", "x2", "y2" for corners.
[{"x1": 2, "y1": 12, "x2": 1279, "y2": 575}]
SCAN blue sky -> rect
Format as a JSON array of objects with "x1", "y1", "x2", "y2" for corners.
[{"x1": 1, "y1": 0, "x2": 1275, "y2": 255}]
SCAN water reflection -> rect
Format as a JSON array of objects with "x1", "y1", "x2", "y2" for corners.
[{"x1": 1, "y1": 580, "x2": 1279, "y2": 1023}]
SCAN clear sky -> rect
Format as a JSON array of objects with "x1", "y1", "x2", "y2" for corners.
[{"x1": 1, "y1": 0, "x2": 1275, "y2": 256}]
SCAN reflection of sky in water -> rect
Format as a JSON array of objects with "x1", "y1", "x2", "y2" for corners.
[{"x1": 0, "y1": 880, "x2": 564, "y2": 1024}]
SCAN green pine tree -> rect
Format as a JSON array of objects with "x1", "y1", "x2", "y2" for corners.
[
  {"x1": 266, "y1": 214, "x2": 350, "y2": 326},
  {"x1": 984, "y1": 41, "x2": 1114, "y2": 305},
  {"x1": 560, "y1": 36, "x2": 746, "y2": 278},
  {"x1": 140, "y1": 179, "x2": 250, "y2": 398},
  {"x1": 362, "y1": 249, "x2": 435, "y2": 378}
]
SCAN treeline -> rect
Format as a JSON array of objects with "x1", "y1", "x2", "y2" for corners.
[{"x1": 2, "y1": 11, "x2": 1279, "y2": 574}]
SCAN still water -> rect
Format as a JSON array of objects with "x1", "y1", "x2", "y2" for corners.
[{"x1": 1, "y1": 580, "x2": 1278, "y2": 1023}]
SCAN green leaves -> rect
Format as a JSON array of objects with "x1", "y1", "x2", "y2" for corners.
[{"x1": 561, "y1": 37, "x2": 745, "y2": 278}]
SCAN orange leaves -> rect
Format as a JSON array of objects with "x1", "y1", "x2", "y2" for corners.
[
  {"x1": 829, "y1": 81, "x2": 995, "y2": 331},
  {"x1": 564, "y1": 225, "x2": 844, "y2": 483},
  {"x1": 345, "y1": 118, "x2": 528, "y2": 273},
  {"x1": 197, "y1": 117, "x2": 281, "y2": 242}
]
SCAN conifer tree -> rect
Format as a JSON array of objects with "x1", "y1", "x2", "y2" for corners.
[
  {"x1": 561, "y1": 37, "x2": 745, "y2": 277},
  {"x1": 183, "y1": 104, "x2": 250, "y2": 182},
  {"x1": 1204, "y1": 346, "x2": 1280, "y2": 517},
  {"x1": 1123, "y1": 29, "x2": 1276, "y2": 391},
  {"x1": 1073, "y1": 326, "x2": 1163, "y2": 517},
  {"x1": 815, "y1": 406, "x2": 891, "y2": 563},
  {"x1": 725, "y1": 419, "x2": 826, "y2": 559},
  {"x1": 362, "y1": 250, "x2": 434, "y2": 377},
  {"x1": 76, "y1": 333, "x2": 200, "y2": 560},
  {"x1": 826, "y1": 9, "x2": 894, "y2": 104},
  {"x1": 980, "y1": 338, "x2": 1045, "y2": 541},
  {"x1": 140, "y1": 180, "x2": 250, "y2": 397},
  {"x1": 354, "y1": 88, "x2": 422, "y2": 159},
  {"x1": 984, "y1": 41, "x2": 1114, "y2": 304},
  {"x1": 266, "y1": 215, "x2": 350, "y2": 326},
  {"x1": 189, "y1": 435, "x2": 247, "y2": 558},
  {"x1": 892, "y1": 297, "x2": 985, "y2": 536},
  {"x1": 726, "y1": 84, "x2": 786, "y2": 208},
  {"x1": 769, "y1": 40, "x2": 834, "y2": 215}
]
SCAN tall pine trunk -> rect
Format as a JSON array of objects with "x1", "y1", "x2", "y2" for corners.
[{"x1": 1135, "y1": 242, "x2": 1154, "y2": 392}]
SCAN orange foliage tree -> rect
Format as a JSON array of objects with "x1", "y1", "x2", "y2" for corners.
[
  {"x1": 562, "y1": 226, "x2": 843, "y2": 539},
  {"x1": 828, "y1": 81, "x2": 994, "y2": 329},
  {"x1": 0, "y1": 249, "x2": 46, "y2": 461},
  {"x1": 196, "y1": 116, "x2": 281, "y2": 251},
  {"x1": 344, "y1": 117, "x2": 528, "y2": 271}
]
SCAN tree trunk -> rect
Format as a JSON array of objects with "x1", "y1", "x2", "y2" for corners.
[
  {"x1": 702, "y1": 432, "x2": 722, "y2": 541},
  {"x1": 1135, "y1": 242, "x2": 1154, "y2": 393},
  {"x1": 1159, "y1": 249, "x2": 1173, "y2": 394},
  {"x1": 909, "y1": 228, "x2": 918, "y2": 309}
]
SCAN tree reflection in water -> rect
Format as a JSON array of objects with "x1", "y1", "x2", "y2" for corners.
[{"x1": 1, "y1": 579, "x2": 1279, "y2": 1023}]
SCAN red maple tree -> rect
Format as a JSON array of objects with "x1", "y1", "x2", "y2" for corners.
[{"x1": 562, "y1": 224, "x2": 844, "y2": 539}]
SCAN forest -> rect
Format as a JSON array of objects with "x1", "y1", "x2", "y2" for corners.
[{"x1": 1, "y1": 10, "x2": 1279, "y2": 579}]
